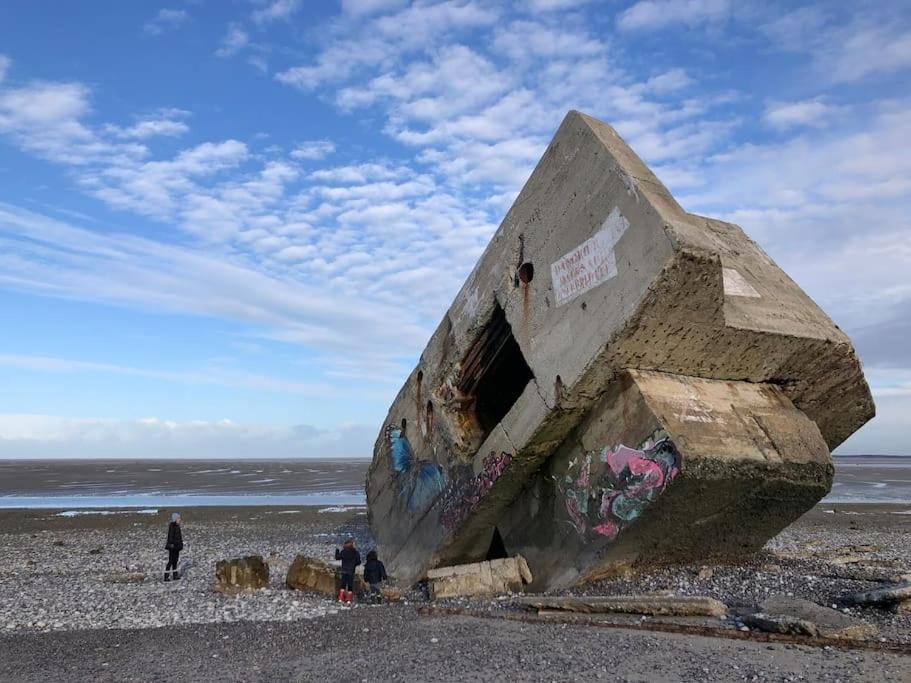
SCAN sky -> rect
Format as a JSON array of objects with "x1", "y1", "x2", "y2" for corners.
[{"x1": 0, "y1": 0, "x2": 909, "y2": 459}]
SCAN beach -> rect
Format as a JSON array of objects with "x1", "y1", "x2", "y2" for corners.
[
  {"x1": 0, "y1": 458, "x2": 909, "y2": 681},
  {"x1": 0, "y1": 502, "x2": 910, "y2": 681}
]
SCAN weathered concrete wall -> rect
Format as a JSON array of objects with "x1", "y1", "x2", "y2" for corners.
[{"x1": 366, "y1": 111, "x2": 874, "y2": 589}]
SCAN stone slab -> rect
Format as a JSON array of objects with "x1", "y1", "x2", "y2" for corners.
[
  {"x1": 746, "y1": 596, "x2": 876, "y2": 640},
  {"x1": 515, "y1": 595, "x2": 726, "y2": 617},
  {"x1": 428, "y1": 556, "x2": 532, "y2": 599},
  {"x1": 844, "y1": 582, "x2": 911, "y2": 607}
]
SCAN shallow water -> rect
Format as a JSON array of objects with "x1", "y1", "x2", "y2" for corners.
[
  {"x1": 825, "y1": 455, "x2": 911, "y2": 503},
  {"x1": 0, "y1": 459, "x2": 368, "y2": 508},
  {"x1": 0, "y1": 455, "x2": 907, "y2": 508}
]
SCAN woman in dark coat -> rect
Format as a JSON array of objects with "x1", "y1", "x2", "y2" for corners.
[{"x1": 164, "y1": 512, "x2": 183, "y2": 581}]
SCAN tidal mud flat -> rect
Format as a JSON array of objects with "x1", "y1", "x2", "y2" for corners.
[{"x1": 0, "y1": 504, "x2": 909, "y2": 681}]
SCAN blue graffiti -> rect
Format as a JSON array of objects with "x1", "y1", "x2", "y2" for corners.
[{"x1": 386, "y1": 425, "x2": 445, "y2": 513}]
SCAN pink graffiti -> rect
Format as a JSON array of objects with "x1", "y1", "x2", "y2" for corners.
[
  {"x1": 564, "y1": 437, "x2": 681, "y2": 539},
  {"x1": 441, "y1": 451, "x2": 513, "y2": 531}
]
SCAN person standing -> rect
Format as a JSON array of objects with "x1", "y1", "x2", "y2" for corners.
[
  {"x1": 334, "y1": 538, "x2": 361, "y2": 604},
  {"x1": 164, "y1": 512, "x2": 183, "y2": 581},
  {"x1": 363, "y1": 549, "x2": 388, "y2": 603}
]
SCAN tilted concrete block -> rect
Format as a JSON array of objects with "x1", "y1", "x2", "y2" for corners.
[
  {"x1": 366, "y1": 111, "x2": 874, "y2": 591},
  {"x1": 428, "y1": 556, "x2": 532, "y2": 599}
]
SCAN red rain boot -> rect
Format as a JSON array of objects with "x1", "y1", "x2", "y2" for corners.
[
  {"x1": 346, "y1": 590, "x2": 354, "y2": 604},
  {"x1": 337, "y1": 589, "x2": 346, "y2": 603}
]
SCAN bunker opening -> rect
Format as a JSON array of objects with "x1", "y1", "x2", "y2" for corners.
[{"x1": 457, "y1": 303, "x2": 533, "y2": 442}]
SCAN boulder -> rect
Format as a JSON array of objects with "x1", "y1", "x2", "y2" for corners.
[
  {"x1": 843, "y1": 582, "x2": 911, "y2": 608},
  {"x1": 515, "y1": 594, "x2": 726, "y2": 617},
  {"x1": 427, "y1": 556, "x2": 532, "y2": 599},
  {"x1": 286, "y1": 555, "x2": 338, "y2": 595},
  {"x1": 744, "y1": 596, "x2": 876, "y2": 640},
  {"x1": 215, "y1": 555, "x2": 269, "y2": 593},
  {"x1": 895, "y1": 600, "x2": 911, "y2": 615}
]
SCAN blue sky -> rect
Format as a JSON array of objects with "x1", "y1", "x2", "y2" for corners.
[{"x1": 0, "y1": 0, "x2": 909, "y2": 458}]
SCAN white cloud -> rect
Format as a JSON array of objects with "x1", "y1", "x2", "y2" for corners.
[
  {"x1": 762, "y1": 7, "x2": 911, "y2": 84},
  {"x1": 763, "y1": 98, "x2": 841, "y2": 130},
  {"x1": 645, "y1": 68, "x2": 693, "y2": 94},
  {"x1": 290, "y1": 139, "x2": 335, "y2": 160},
  {"x1": 0, "y1": 55, "x2": 10, "y2": 83},
  {"x1": 105, "y1": 109, "x2": 191, "y2": 139},
  {"x1": 617, "y1": 0, "x2": 730, "y2": 31},
  {"x1": 526, "y1": 0, "x2": 592, "y2": 10},
  {"x1": 0, "y1": 80, "x2": 146, "y2": 165},
  {"x1": 341, "y1": 0, "x2": 408, "y2": 17},
  {"x1": 143, "y1": 9, "x2": 189, "y2": 36},
  {"x1": 0, "y1": 353, "x2": 332, "y2": 395},
  {"x1": 0, "y1": 414, "x2": 374, "y2": 459},
  {"x1": 215, "y1": 23, "x2": 250, "y2": 58},
  {"x1": 275, "y1": 1, "x2": 499, "y2": 91},
  {"x1": 251, "y1": 0, "x2": 301, "y2": 24}
]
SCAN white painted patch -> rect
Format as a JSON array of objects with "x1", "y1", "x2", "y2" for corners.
[
  {"x1": 551, "y1": 207, "x2": 629, "y2": 306},
  {"x1": 722, "y1": 268, "x2": 761, "y2": 298}
]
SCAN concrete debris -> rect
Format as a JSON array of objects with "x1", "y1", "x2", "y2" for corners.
[
  {"x1": 285, "y1": 555, "x2": 338, "y2": 595},
  {"x1": 366, "y1": 110, "x2": 874, "y2": 591},
  {"x1": 215, "y1": 555, "x2": 269, "y2": 593},
  {"x1": 381, "y1": 586, "x2": 404, "y2": 603},
  {"x1": 514, "y1": 595, "x2": 726, "y2": 617},
  {"x1": 844, "y1": 582, "x2": 911, "y2": 608},
  {"x1": 743, "y1": 597, "x2": 876, "y2": 640},
  {"x1": 428, "y1": 556, "x2": 532, "y2": 599}
]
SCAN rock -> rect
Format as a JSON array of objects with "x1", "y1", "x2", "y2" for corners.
[
  {"x1": 52, "y1": 540, "x2": 65, "y2": 547},
  {"x1": 427, "y1": 556, "x2": 533, "y2": 599},
  {"x1": 103, "y1": 572, "x2": 146, "y2": 584},
  {"x1": 822, "y1": 565, "x2": 911, "y2": 583},
  {"x1": 697, "y1": 567, "x2": 714, "y2": 580},
  {"x1": 89, "y1": 547, "x2": 103, "y2": 555},
  {"x1": 215, "y1": 556, "x2": 269, "y2": 593},
  {"x1": 286, "y1": 555, "x2": 337, "y2": 595},
  {"x1": 514, "y1": 595, "x2": 727, "y2": 617},
  {"x1": 895, "y1": 600, "x2": 911, "y2": 615},
  {"x1": 843, "y1": 582, "x2": 911, "y2": 607},
  {"x1": 381, "y1": 585, "x2": 404, "y2": 603},
  {"x1": 745, "y1": 596, "x2": 876, "y2": 640}
]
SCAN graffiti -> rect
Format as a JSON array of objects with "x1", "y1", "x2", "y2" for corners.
[
  {"x1": 561, "y1": 435, "x2": 680, "y2": 540},
  {"x1": 440, "y1": 450, "x2": 513, "y2": 531},
  {"x1": 385, "y1": 425, "x2": 445, "y2": 513}
]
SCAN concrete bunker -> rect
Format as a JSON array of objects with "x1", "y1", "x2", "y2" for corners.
[{"x1": 366, "y1": 111, "x2": 874, "y2": 591}]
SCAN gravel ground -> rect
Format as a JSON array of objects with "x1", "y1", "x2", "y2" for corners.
[
  {"x1": 1, "y1": 604, "x2": 908, "y2": 682},
  {"x1": 560, "y1": 508, "x2": 911, "y2": 643},
  {"x1": 0, "y1": 506, "x2": 373, "y2": 633},
  {"x1": 0, "y1": 504, "x2": 909, "y2": 681}
]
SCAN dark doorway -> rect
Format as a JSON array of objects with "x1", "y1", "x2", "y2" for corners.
[
  {"x1": 485, "y1": 527, "x2": 509, "y2": 560},
  {"x1": 457, "y1": 303, "x2": 533, "y2": 441}
]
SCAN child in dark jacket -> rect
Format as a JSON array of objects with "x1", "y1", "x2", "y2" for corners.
[
  {"x1": 335, "y1": 538, "x2": 361, "y2": 604},
  {"x1": 363, "y1": 550, "x2": 388, "y2": 603}
]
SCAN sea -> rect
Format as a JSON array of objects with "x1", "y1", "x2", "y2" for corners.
[{"x1": 0, "y1": 455, "x2": 908, "y2": 510}]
